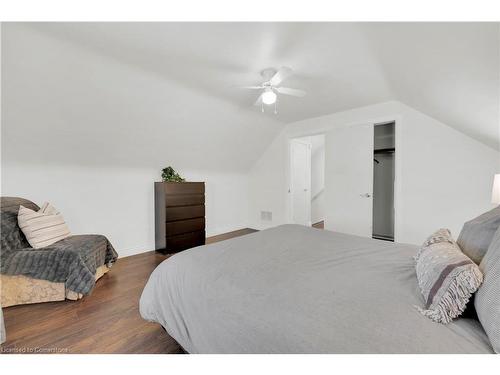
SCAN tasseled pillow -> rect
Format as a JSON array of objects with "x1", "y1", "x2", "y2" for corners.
[{"x1": 415, "y1": 229, "x2": 483, "y2": 324}]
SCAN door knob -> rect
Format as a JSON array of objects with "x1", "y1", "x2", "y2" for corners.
[{"x1": 360, "y1": 193, "x2": 371, "y2": 198}]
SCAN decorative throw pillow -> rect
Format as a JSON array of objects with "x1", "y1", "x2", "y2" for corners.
[
  {"x1": 415, "y1": 231, "x2": 483, "y2": 324},
  {"x1": 474, "y1": 226, "x2": 500, "y2": 353},
  {"x1": 414, "y1": 228, "x2": 455, "y2": 262},
  {"x1": 17, "y1": 202, "x2": 71, "y2": 248},
  {"x1": 423, "y1": 228, "x2": 455, "y2": 247},
  {"x1": 457, "y1": 206, "x2": 500, "y2": 264}
]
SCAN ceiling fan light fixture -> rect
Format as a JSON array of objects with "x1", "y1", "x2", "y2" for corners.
[{"x1": 262, "y1": 89, "x2": 277, "y2": 105}]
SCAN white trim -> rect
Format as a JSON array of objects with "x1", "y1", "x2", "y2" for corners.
[{"x1": 373, "y1": 119, "x2": 400, "y2": 242}]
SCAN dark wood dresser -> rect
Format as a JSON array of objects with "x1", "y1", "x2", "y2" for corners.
[{"x1": 154, "y1": 182, "x2": 205, "y2": 253}]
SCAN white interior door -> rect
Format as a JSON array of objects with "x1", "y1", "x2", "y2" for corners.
[
  {"x1": 325, "y1": 124, "x2": 374, "y2": 237},
  {"x1": 290, "y1": 139, "x2": 312, "y2": 226}
]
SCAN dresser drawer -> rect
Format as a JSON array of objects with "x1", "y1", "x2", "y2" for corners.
[
  {"x1": 165, "y1": 194, "x2": 204, "y2": 207},
  {"x1": 165, "y1": 217, "x2": 205, "y2": 236},
  {"x1": 165, "y1": 205, "x2": 205, "y2": 222},
  {"x1": 165, "y1": 231, "x2": 205, "y2": 252},
  {"x1": 163, "y1": 182, "x2": 205, "y2": 195}
]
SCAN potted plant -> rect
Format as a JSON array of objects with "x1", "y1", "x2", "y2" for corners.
[{"x1": 161, "y1": 166, "x2": 185, "y2": 182}]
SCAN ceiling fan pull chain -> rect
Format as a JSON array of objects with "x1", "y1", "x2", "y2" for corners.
[{"x1": 274, "y1": 99, "x2": 278, "y2": 114}]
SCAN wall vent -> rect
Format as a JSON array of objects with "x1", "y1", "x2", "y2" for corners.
[{"x1": 260, "y1": 211, "x2": 272, "y2": 221}]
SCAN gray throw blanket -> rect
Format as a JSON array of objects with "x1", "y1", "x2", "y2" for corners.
[
  {"x1": 1, "y1": 197, "x2": 118, "y2": 295},
  {"x1": 1, "y1": 235, "x2": 118, "y2": 295}
]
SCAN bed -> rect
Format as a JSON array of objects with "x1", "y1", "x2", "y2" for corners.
[{"x1": 139, "y1": 224, "x2": 493, "y2": 353}]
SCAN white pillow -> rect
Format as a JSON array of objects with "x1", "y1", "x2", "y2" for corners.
[{"x1": 17, "y1": 202, "x2": 71, "y2": 248}]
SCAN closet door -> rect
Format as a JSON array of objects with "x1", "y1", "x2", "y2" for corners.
[
  {"x1": 325, "y1": 124, "x2": 374, "y2": 237},
  {"x1": 290, "y1": 139, "x2": 312, "y2": 226}
]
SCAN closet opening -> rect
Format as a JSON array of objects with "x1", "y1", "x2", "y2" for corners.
[{"x1": 372, "y1": 122, "x2": 395, "y2": 242}]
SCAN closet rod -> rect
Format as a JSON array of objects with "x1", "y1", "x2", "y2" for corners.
[{"x1": 374, "y1": 147, "x2": 395, "y2": 154}]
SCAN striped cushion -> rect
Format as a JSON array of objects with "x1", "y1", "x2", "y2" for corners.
[
  {"x1": 17, "y1": 203, "x2": 71, "y2": 248},
  {"x1": 475, "y1": 226, "x2": 500, "y2": 353},
  {"x1": 415, "y1": 230, "x2": 483, "y2": 324}
]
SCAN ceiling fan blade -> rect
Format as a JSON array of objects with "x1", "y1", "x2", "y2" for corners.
[
  {"x1": 270, "y1": 66, "x2": 293, "y2": 86},
  {"x1": 276, "y1": 87, "x2": 307, "y2": 97},
  {"x1": 240, "y1": 86, "x2": 264, "y2": 89},
  {"x1": 254, "y1": 94, "x2": 263, "y2": 106}
]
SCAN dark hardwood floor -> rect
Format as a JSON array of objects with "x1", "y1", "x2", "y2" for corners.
[
  {"x1": 0, "y1": 228, "x2": 257, "y2": 354},
  {"x1": 205, "y1": 228, "x2": 257, "y2": 244}
]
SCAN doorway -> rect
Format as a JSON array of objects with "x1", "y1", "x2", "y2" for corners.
[
  {"x1": 289, "y1": 135, "x2": 325, "y2": 227},
  {"x1": 325, "y1": 120, "x2": 399, "y2": 239},
  {"x1": 372, "y1": 122, "x2": 395, "y2": 241}
]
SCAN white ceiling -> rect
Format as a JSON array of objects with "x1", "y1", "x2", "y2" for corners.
[{"x1": 26, "y1": 22, "x2": 500, "y2": 150}]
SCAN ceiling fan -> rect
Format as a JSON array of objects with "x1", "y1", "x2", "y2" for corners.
[{"x1": 240, "y1": 67, "x2": 306, "y2": 114}]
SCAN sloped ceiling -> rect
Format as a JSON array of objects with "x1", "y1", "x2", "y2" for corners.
[
  {"x1": 4, "y1": 22, "x2": 499, "y2": 168},
  {"x1": 361, "y1": 23, "x2": 500, "y2": 151},
  {"x1": 1, "y1": 24, "x2": 283, "y2": 172}
]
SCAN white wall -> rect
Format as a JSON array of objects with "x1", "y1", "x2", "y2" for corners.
[
  {"x1": 310, "y1": 135, "x2": 325, "y2": 224},
  {"x1": 1, "y1": 162, "x2": 248, "y2": 256},
  {"x1": 0, "y1": 24, "x2": 271, "y2": 257},
  {"x1": 248, "y1": 101, "x2": 500, "y2": 244},
  {"x1": 248, "y1": 130, "x2": 289, "y2": 229}
]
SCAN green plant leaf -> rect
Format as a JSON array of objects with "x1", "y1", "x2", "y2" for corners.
[{"x1": 161, "y1": 166, "x2": 185, "y2": 182}]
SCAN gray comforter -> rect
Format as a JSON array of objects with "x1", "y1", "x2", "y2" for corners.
[{"x1": 140, "y1": 224, "x2": 493, "y2": 353}]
